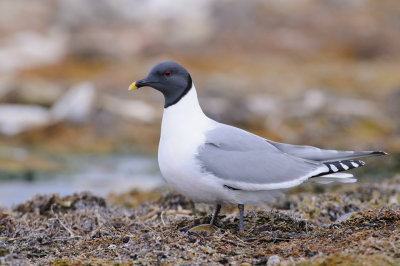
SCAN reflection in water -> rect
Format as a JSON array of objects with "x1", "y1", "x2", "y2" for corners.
[{"x1": 0, "y1": 155, "x2": 164, "y2": 207}]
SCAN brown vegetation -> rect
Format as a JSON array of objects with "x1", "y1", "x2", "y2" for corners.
[{"x1": 1, "y1": 176, "x2": 399, "y2": 265}]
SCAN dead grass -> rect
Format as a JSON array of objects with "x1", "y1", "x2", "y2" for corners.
[{"x1": 0, "y1": 176, "x2": 399, "y2": 265}]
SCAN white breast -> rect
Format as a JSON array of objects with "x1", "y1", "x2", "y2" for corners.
[{"x1": 158, "y1": 85, "x2": 222, "y2": 202}]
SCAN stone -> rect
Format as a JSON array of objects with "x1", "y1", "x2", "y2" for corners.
[
  {"x1": 51, "y1": 82, "x2": 95, "y2": 123},
  {"x1": 0, "y1": 104, "x2": 51, "y2": 135},
  {"x1": 0, "y1": 30, "x2": 67, "y2": 73},
  {"x1": 267, "y1": 255, "x2": 280, "y2": 265},
  {"x1": 101, "y1": 95, "x2": 156, "y2": 123},
  {"x1": 188, "y1": 224, "x2": 218, "y2": 233}
]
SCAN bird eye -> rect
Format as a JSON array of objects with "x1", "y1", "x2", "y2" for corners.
[{"x1": 163, "y1": 70, "x2": 172, "y2": 77}]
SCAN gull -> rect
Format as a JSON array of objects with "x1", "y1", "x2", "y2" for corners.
[{"x1": 129, "y1": 61, "x2": 387, "y2": 232}]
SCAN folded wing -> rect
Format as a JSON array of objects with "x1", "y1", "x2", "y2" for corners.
[
  {"x1": 266, "y1": 140, "x2": 386, "y2": 162},
  {"x1": 197, "y1": 124, "x2": 329, "y2": 191},
  {"x1": 197, "y1": 124, "x2": 386, "y2": 191}
]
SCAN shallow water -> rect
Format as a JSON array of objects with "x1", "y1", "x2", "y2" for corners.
[{"x1": 0, "y1": 154, "x2": 165, "y2": 207}]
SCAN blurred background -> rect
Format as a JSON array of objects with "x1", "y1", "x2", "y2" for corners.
[{"x1": 0, "y1": 0, "x2": 399, "y2": 206}]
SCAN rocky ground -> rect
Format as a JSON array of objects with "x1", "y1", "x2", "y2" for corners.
[{"x1": 1, "y1": 175, "x2": 399, "y2": 265}]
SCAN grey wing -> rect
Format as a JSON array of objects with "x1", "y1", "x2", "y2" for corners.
[
  {"x1": 197, "y1": 125, "x2": 328, "y2": 191},
  {"x1": 266, "y1": 140, "x2": 387, "y2": 162}
]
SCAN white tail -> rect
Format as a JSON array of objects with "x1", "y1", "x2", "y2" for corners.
[{"x1": 310, "y1": 173, "x2": 357, "y2": 184}]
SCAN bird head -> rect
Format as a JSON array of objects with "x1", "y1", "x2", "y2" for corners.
[{"x1": 129, "y1": 61, "x2": 192, "y2": 108}]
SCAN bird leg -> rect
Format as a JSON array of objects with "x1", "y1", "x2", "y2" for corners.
[
  {"x1": 210, "y1": 204, "x2": 221, "y2": 225},
  {"x1": 238, "y1": 204, "x2": 244, "y2": 232}
]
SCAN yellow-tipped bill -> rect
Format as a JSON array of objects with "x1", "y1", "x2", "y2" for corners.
[{"x1": 128, "y1": 81, "x2": 138, "y2": 90}]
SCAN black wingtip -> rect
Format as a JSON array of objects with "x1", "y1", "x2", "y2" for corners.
[{"x1": 371, "y1": 151, "x2": 388, "y2": 156}]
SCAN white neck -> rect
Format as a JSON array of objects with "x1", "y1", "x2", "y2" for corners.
[
  {"x1": 163, "y1": 84, "x2": 207, "y2": 121},
  {"x1": 160, "y1": 84, "x2": 215, "y2": 138}
]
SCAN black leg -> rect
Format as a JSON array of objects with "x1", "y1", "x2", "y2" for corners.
[
  {"x1": 238, "y1": 204, "x2": 244, "y2": 232},
  {"x1": 210, "y1": 204, "x2": 221, "y2": 225}
]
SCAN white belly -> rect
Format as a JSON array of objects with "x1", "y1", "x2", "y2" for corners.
[
  {"x1": 157, "y1": 88, "x2": 224, "y2": 203},
  {"x1": 158, "y1": 133, "x2": 218, "y2": 203}
]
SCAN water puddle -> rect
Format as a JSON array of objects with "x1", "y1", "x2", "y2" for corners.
[{"x1": 0, "y1": 154, "x2": 165, "y2": 207}]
